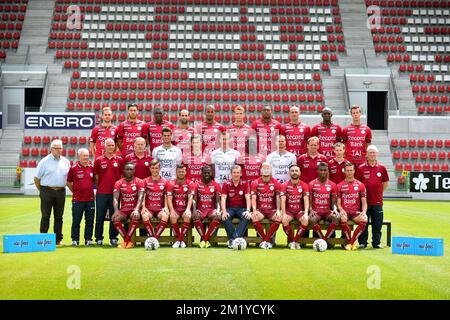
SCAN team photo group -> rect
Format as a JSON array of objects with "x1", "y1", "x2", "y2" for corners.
[{"x1": 34, "y1": 102, "x2": 388, "y2": 251}]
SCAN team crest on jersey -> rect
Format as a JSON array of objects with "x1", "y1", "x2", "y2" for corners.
[
  {"x1": 138, "y1": 126, "x2": 142, "y2": 131},
  {"x1": 298, "y1": 188, "x2": 302, "y2": 192},
  {"x1": 113, "y1": 162, "x2": 118, "y2": 167},
  {"x1": 269, "y1": 186, "x2": 274, "y2": 191},
  {"x1": 160, "y1": 185, "x2": 164, "y2": 190},
  {"x1": 214, "y1": 129, "x2": 218, "y2": 133},
  {"x1": 326, "y1": 187, "x2": 331, "y2": 192},
  {"x1": 183, "y1": 187, "x2": 188, "y2": 192},
  {"x1": 110, "y1": 129, "x2": 115, "y2": 134},
  {"x1": 90, "y1": 173, "x2": 93, "y2": 177},
  {"x1": 354, "y1": 186, "x2": 359, "y2": 191},
  {"x1": 239, "y1": 190, "x2": 243, "y2": 195},
  {"x1": 377, "y1": 172, "x2": 382, "y2": 177},
  {"x1": 361, "y1": 130, "x2": 365, "y2": 134},
  {"x1": 132, "y1": 186, "x2": 137, "y2": 191},
  {"x1": 332, "y1": 129, "x2": 336, "y2": 134},
  {"x1": 145, "y1": 162, "x2": 149, "y2": 166},
  {"x1": 210, "y1": 187, "x2": 215, "y2": 192},
  {"x1": 300, "y1": 128, "x2": 304, "y2": 132},
  {"x1": 243, "y1": 130, "x2": 248, "y2": 135}
]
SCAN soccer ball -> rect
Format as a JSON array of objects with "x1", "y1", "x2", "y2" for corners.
[
  {"x1": 312, "y1": 239, "x2": 327, "y2": 252},
  {"x1": 232, "y1": 237, "x2": 247, "y2": 251},
  {"x1": 145, "y1": 237, "x2": 159, "y2": 250}
]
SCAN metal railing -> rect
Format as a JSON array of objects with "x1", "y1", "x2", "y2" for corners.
[
  {"x1": 343, "y1": 70, "x2": 351, "y2": 111},
  {"x1": 389, "y1": 69, "x2": 400, "y2": 115},
  {"x1": 0, "y1": 167, "x2": 21, "y2": 189}
]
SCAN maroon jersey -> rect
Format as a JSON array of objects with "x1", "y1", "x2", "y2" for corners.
[
  {"x1": 342, "y1": 124, "x2": 372, "y2": 166},
  {"x1": 94, "y1": 155, "x2": 124, "y2": 194},
  {"x1": 356, "y1": 162, "x2": 389, "y2": 206},
  {"x1": 142, "y1": 176, "x2": 170, "y2": 211},
  {"x1": 281, "y1": 122, "x2": 311, "y2": 157},
  {"x1": 221, "y1": 179, "x2": 250, "y2": 208},
  {"x1": 144, "y1": 120, "x2": 176, "y2": 151},
  {"x1": 297, "y1": 153, "x2": 328, "y2": 183},
  {"x1": 90, "y1": 124, "x2": 117, "y2": 159},
  {"x1": 280, "y1": 180, "x2": 310, "y2": 213},
  {"x1": 167, "y1": 179, "x2": 195, "y2": 213},
  {"x1": 113, "y1": 177, "x2": 144, "y2": 211},
  {"x1": 195, "y1": 180, "x2": 221, "y2": 211},
  {"x1": 251, "y1": 177, "x2": 281, "y2": 213},
  {"x1": 308, "y1": 178, "x2": 337, "y2": 215},
  {"x1": 184, "y1": 154, "x2": 211, "y2": 183},
  {"x1": 115, "y1": 119, "x2": 145, "y2": 156},
  {"x1": 238, "y1": 154, "x2": 265, "y2": 187},
  {"x1": 227, "y1": 123, "x2": 254, "y2": 155},
  {"x1": 172, "y1": 126, "x2": 197, "y2": 156},
  {"x1": 67, "y1": 161, "x2": 95, "y2": 202},
  {"x1": 124, "y1": 152, "x2": 152, "y2": 179},
  {"x1": 337, "y1": 179, "x2": 366, "y2": 214},
  {"x1": 311, "y1": 122, "x2": 343, "y2": 159},
  {"x1": 328, "y1": 158, "x2": 347, "y2": 185},
  {"x1": 251, "y1": 119, "x2": 283, "y2": 156},
  {"x1": 195, "y1": 122, "x2": 225, "y2": 154}
]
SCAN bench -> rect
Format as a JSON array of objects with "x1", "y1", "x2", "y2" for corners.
[
  {"x1": 207, "y1": 218, "x2": 392, "y2": 247},
  {"x1": 129, "y1": 218, "x2": 392, "y2": 248},
  {"x1": 130, "y1": 218, "x2": 195, "y2": 247}
]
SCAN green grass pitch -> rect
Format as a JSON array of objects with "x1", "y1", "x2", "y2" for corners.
[{"x1": 0, "y1": 196, "x2": 449, "y2": 300}]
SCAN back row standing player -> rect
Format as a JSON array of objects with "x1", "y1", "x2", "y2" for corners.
[{"x1": 342, "y1": 105, "x2": 372, "y2": 167}]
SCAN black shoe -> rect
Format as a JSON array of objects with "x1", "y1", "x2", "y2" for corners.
[
  {"x1": 327, "y1": 241, "x2": 335, "y2": 249},
  {"x1": 373, "y1": 244, "x2": 385, "y2": 249}
]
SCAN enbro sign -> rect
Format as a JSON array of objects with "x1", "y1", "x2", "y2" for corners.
[{"x1": 25, "y1": 113, "x2": 95, "y2": 129}]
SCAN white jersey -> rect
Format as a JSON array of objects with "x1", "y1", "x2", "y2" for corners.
[
  {"x1": 210, "y1": 148, "x2": 241, "y2": 184},
  {"x1": 151, "y1": 145, "x2": 182, "y2": 181},
  {"x1": 266, "y1": 150, "x2": 296, "y2": 183}
]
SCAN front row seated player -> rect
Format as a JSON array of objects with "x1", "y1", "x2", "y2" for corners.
[
  {"x1": 112, "y1": 163, "x2": 145, "y2": 249},
  {"x1": 280, "y1": 164, "x2": 310, "y2": 250},
  {"x1": 337, "y1": 162, "x2": 368, "y2": 251},
  {"x1": 220, "y1": 165, "x2": 252, "y2": 248},
  {"x1": 140, "y1": 159, "x2": 171, "y2": 240},
  {"x1": 192, "y1": 165, "x2": 222, "y2": 248},
  {"x1": 308, "y1": 162, "x2": 340, "y2": 246},
  {"x1": 168, "y1": 164, "x2": 195, "y2": 248},
  {"x1": 250, "y1": 162, "x2": 282, "y2": 249}
]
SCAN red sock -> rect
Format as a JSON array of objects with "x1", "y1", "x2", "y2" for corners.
[
  {"x1": 113, "y1": 221, "x2": 127, "y2": 239},
  {"x1": 143, "y1": 220, "x2": 155, "y2": 237},
  {"x1": 323, "y1": 222, "x2": 338, "y2": 241},
  {"x1": 312, "y1": 224, "x2": 324, "y2": 239},
  {"x1": 340, "y1": 222, "x2": 352, "y2": 242},
  {"x1": 194, "y1": 219, "x2": 205, "y2": 241},
  {"x1": 172, "y1": 222, "x2": 180, "y2": 239},
  {"x1": 263, "y1": 221, "x2": 280, "y2": 242},
  {"x1": 252, "y1": 221, "x2": 266, "y2": 239},
  {"x1": 178, "y1": 221, "x2": 190, "y2": 242},
  {"x1": 349, "y1": 221, "x2": 367, "y2": 245},
  {"x1": 154, "y1": 220, "x2": 168, "y2": 239},
  {"x1": 293, "y1": 225, "x2": 308, "y2": 242},
  {"x1": 124, "y1": 220, "x2": 139, "y2": 243},
  {"x1": 283, "y1": 224, "x2": 294, "y2": 243},
  {"x1": 204, "y1": 219, "x2": 220, "y2": 241}
]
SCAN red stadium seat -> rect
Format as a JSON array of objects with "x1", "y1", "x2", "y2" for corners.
[
  {"x1": 435, "y1": 140, "x2": 443, "y2": 148},
  {"x1": 404, "y1": 163, "x2": 412, "y2": 171},
  {"x1": 401, "y1": 151, "x2": 409, "y2": 160},
  {"x1": 411, "y1": 151, "x2": 418, "y2": 160},
  {"x1": 40, "y1": 148, "x2": 49, "y2": 156},
  {"x1": 22, "y1": 147, "x2": 30, "y2": 157},
  {"x1": 408, "y1": 139, "x2": 416, "y2": 148},
  {"x1": 399, "y1": 139, "x2": 407, "y2": 147},
  {"x1": 427, "y1": 139, "x2": 434, "y2": 148},
  {"x1": 78, "y1": 137, "x2": 87, "y2": 144},
  {"x1": 28, "y1": 160, "x2": 37, "y2": 168},
  {"x1": 19, "y1": 160, "x2": 28, "y2": 168},
  {"x1": 432, "y1": 163, "x2": 440, "y2": 172},
  {"x1": 390, "y1": 139, "x2": 399, "y2": 147},
  {"x1": 413, "y1": 163, "x2": 422, "y2": 172},
  {"x1": 442, "y1": 164, "x2": 449, "y2": 172},
  {"x1": 423, "y1": 163, "x2": 431, "y2": 171},
  {"x1": 394, "y1": 163, "x2": 403, "y2": 171},
  {"x1": 417, "y1": 139, "x2": 425, "y2": 148}
]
